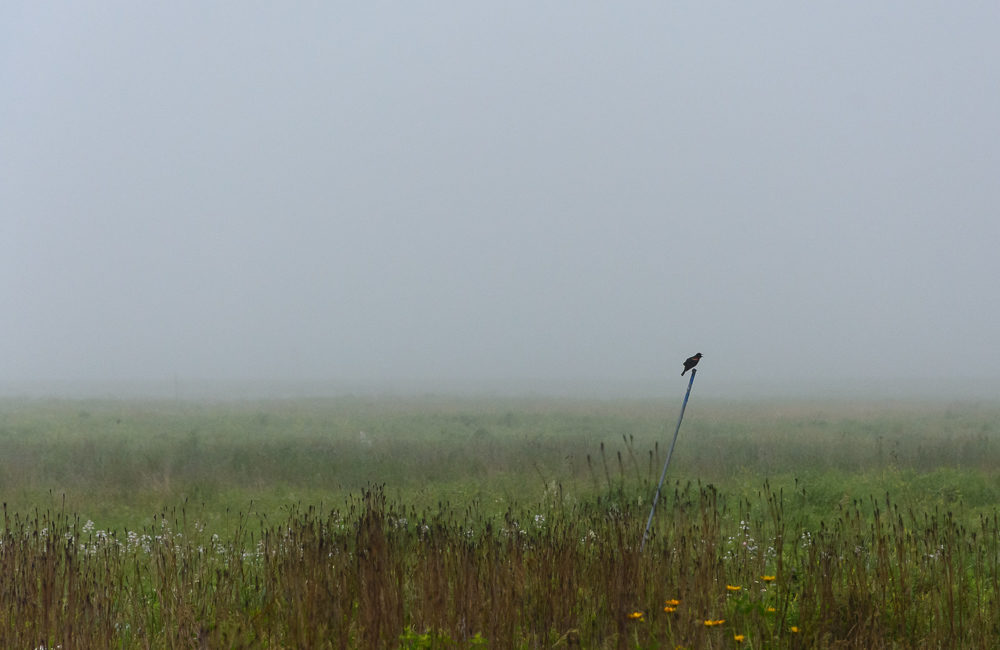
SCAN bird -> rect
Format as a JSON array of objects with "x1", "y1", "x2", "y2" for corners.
[{"x1": 681, "y1": 353, "x2": 703, "y2": 376}]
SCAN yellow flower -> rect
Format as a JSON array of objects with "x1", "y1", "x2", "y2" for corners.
[
  {"x1": 766, "y1": 607, "x2": 776, "y2": 613},
  {"x1": 734, "y1": 634, "x2": 745, "y2": 643},
  {"x1": 665, "y1": 598, "x2": 681, "y2": 607},
  {"x1": 790, "y1": 626, "x2": 800, "y2": 633},
  {"x1": 704, "y1": 619, "x2": 726, "y2": 627},
  {"x1": 663, "y1": 606, "x2": 677, "y2": 613},
  {"x1": 628, "y1": 611, "x2": 644, "y2": 621},
  {"x1": 726, "y1": 585, "x2": 742, "y2": 592},
  {"x1": 761, "y1": 575, "x2": 776, "y2": 582}
]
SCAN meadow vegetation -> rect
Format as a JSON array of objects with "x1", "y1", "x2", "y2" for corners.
[{"x1": 1, "y1": 396, "x2": 999, "y2": 647}]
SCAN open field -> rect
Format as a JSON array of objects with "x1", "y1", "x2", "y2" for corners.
[{"x1": 2, "y1": 396, "x2": 1000, "y2": 647}]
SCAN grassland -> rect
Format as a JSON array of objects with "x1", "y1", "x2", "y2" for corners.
[{"x1": 1, "y1": 396, "x2": 1000, "y2": 647}]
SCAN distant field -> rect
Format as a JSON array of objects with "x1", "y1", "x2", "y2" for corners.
[
  {"x1": 2, "y1": 396, "x2": 1000, "y2": 647},
  {"x1": 2, "y1": 396, "x2": 999, "y2": 528}
]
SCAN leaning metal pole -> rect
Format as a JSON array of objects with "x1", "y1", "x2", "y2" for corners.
[{"x1": 640, "y1": 368, "x2": 697, "y2": 552}]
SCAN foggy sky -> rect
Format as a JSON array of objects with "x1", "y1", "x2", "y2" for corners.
[{"x1": 2, "y1": 3, "x2": 999, "y2": 398}]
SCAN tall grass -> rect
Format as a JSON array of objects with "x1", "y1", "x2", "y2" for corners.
[
  {"x1": 3, "y1": 483, "x2": 1000, "y2": 648},
  {"x1": 2, "y1": 397, "x2": 1000, "y2": 646}
]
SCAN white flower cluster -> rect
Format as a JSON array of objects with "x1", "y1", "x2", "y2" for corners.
[{"x1": 723, "y1": 520, "x2": 759, "y2": 560}]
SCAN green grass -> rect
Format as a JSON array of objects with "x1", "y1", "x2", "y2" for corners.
[
  {"x1": 1, "y1": 396, "x2": 1000, "y2": 647},
  {"x1": 3, "y1": 396, "x2": 999, "y2": 530}
]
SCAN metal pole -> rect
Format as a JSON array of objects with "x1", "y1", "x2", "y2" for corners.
[{"x1": 640, "y1": 368, "x2": 697, "y2": 552}]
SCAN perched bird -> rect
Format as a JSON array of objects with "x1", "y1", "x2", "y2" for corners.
[{"x1": 681, "y1": 353, "x2": 703, "y2": 376}]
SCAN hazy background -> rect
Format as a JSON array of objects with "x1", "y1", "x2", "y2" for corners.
[{"x1": 2, "y1": 3, "x2": 998, "y2": 399}]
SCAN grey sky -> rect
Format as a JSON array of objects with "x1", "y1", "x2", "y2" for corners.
[{"x1": 2, "y1": 3, "x2": 999, "y2": 397}]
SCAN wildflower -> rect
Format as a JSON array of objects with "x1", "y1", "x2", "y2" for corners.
[
  {"x1": 665, "y1": 598, "x2": 681, "y2": 607},
  {"x1": 664, "y1": 606, "x2": 677, "y2": 613},
  {"x1": 628, "y1": 611, "x2": 644, "y2": 621},
  {"x1": 734, "y1": 634, "x2": 745, "y2": 643},
  {"x1": 726, "y1": 585, "x2": 742, "y2": 592},
  {"x1": 704, "y1": 619, "x2": 726, "y2": 627},
  {"x1": 766, "y1": 607, "x2": 776, "y2": 613},
  {"x1": 761, "y1": 575, "x2": 776, "y2": 582},
  {"x1": 790, "y1": 626, "x2": 800, "y2": 633}
]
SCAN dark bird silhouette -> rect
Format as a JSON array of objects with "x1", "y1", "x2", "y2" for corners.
[{"x1": 681, "y1": 353, "x2": 703, "y2": 376}]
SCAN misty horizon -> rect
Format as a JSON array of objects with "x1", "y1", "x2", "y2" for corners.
[
  {"x1": 3, "y1": 374, "x2": 999, "y2": 403},
  {"x1": 3, "y1": 4, "x2": 999, "y2": 399}
]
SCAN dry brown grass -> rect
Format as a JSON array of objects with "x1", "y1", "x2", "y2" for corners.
[{"x1": 3, "y1": 481, "x2": 1000, "y2": 648}]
